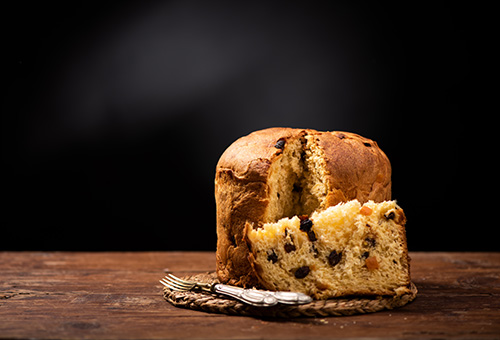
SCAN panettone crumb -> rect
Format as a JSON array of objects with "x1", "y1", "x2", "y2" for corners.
[
  {"x1": 265, "y1": 134, "x2": 329, "y2": 222},
  {"x1": 246, "y1": 200, "x2": 411, "y2": 299}
]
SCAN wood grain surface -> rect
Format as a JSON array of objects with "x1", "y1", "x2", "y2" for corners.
[{"x1": 1, "y1": 251, "x2": 499, "y2": 339}]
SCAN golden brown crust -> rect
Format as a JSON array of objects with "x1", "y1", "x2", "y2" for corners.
[
  {"x1": 215, "y1": 127, "x2": 392, "y2": 287},
  {"x1": 215, "y1": 127, "x2": 309, "y2": 182},
  {"x1": 318, "y1": 131, "x2": 392, "y2": 206}
]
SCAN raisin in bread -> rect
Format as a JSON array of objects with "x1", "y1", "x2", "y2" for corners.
[
  {"x1": 245, "y1": 200, "x2": 411, "y2": 299},
  {"x1": 215, "y1": 127, "x2": 392, "y2": 287}
]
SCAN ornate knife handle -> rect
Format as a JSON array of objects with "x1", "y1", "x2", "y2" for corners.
[
  {"x1": 271, "y1": 291, "x2": 313, "y2": 305},
  {"x1": 212, "y1": 284, "x2": 313, "y2": 307},
  {"x1": 213, "y1": 284, "x2": 278, "y2": 307}
]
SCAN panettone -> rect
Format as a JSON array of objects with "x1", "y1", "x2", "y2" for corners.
[
  {"x1": 215, "y1": 127, "x2": 393, "y2": 288},
  {"x1": 246, "y1": 200, "x2": 411, "y2": 299}
]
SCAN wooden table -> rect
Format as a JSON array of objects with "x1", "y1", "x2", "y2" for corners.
[{"x1": 1, "y1": 252, "x2": 499, "y2": 339}]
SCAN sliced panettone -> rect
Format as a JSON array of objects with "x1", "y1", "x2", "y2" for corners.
[{"x1": 246, "y1": 200, "x2": 411, "y2": 299}]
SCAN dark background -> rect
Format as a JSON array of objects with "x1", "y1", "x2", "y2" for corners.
[{"x1": 4, "y1": 1, "x2": 492, "y2": 251}]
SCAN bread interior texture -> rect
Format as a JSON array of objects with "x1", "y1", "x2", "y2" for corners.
[
  {"x1": 266, "y1": 134, "x2": 328, "y2": 223},
  {"x1": 247, "y1": 200, "x2": 410, "y2": 298}
]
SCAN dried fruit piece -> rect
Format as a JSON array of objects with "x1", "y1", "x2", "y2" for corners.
[
  {"x1": 299, "y1": 217, "x2": 313, "y2": 232},
  {"x1": 306, "y1": 229, "x2": 317, "y2": 242},
  {"x1": 384, "y1": 211, "x2": 396, "y2": 220},
  {"x1": 267, "y1": 250, "x2": 278, "y2": 263},
  {"x1": 284, "y1": 243, "x2": 296, "y2": 253},
  {"x1": 327, "y1": 250, "x2": 342, "y2": 267},
  {"x1": 360, "y1": 206, "x2": 373, "y2": 216},
  {"x1": 365, "y1": 256, "x2": 379, "y2": 271},
  {"x1": 294, "y1": 266, "x2": 310, "y2": 279},
  {"x1": 274, "y1": 139, "x2": 286, "y2": 149}
]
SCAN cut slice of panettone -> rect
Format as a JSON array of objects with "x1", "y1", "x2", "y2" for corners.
[{"x1": 245, "y1": 200, "x2": 411, "y2": 299}]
